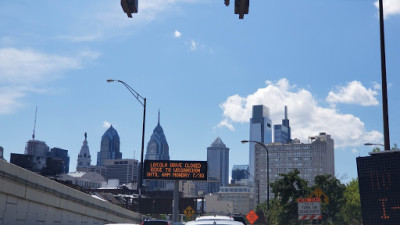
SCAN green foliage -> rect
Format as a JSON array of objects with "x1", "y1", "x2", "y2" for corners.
[
  {"x1": 392, "y1": 143, "x2": 399, "y2": 150},
  {"x1": 312, "y1": 174, "x2": 346, "y2": 224},
  {"x1": 267, "y1": 169, "x2": 310, "y2": 225},
  {"x1": 339, "y1": 179, "x2": 362, "y2": 225}
]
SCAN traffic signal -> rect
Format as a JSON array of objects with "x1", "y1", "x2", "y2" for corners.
[
  {"x1": 121, "y1": 0, "x2": 138, "y2": 18},
  {"x1": 234, "y1": 0, "x2": 249, "y2": 19}
]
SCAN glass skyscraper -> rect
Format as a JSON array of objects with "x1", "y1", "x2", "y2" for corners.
[
  {"x1": 97, "y1": 125, "x2": 122, "y2": 166},
  {"x1": 207, "y1": 137, "x2": 229, "y2": 193},
  {"x1": 145, "y1": 112, "x2": 170, "y2": 190},
  {"x1": 249, "y1": 105, "x2": 272, "y2": 177},
  {"x1": 274, "y1": 106, "x2": 291, "y2": 143}
]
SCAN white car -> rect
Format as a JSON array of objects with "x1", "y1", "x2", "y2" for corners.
[
  {"x1": 186, "y1": 215, "x2": 242, "y2": 225},
  {"x1": 195, "y1": 215, "x2": 233, "y2": 221}
]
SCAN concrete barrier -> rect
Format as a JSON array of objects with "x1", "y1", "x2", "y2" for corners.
[{"x1": 0, "y1": 159, "x2": 142, "y2": 225}]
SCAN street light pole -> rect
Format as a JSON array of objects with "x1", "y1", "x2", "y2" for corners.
[
  {"x1": 107, "y1": 79, "x2": 146, "y2": 212},
  {"x1": 241, "y1": 140, "x2": 270, "y2": 212},
  {"x1": 378, "y1": 0, "x2": 390, "y2": 151}
]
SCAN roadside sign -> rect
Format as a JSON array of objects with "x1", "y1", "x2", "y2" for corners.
[
  {"x1": 246, "y1": 210, "x2": 259, "y2": 224},
  {"x1": 184, "y1": 206, "x2": 195, "y2": 218},
  {"x1": 309, "y1": 188, "x2": 329, "y2": 203},
  {"x1": 143, "y1": 160, "x2": 207, "y2": 181},
  {"x1": 297, "y1": 197, "x2": 321, "y2": 221}
]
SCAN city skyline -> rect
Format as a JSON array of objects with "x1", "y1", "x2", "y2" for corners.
[{"x1": 1, "y1": 1, "x2": 399, "y2": 184}]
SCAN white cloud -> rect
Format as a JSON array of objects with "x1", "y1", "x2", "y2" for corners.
[
  {"x1": 189, "y1": 40, "x2": 198, "y2": 51},
  {"x1": 326, "y1": 81, "x2": 379, "y2": 106},
  {"x1": 375, "y1": 0, "x2": 400, "y2": 18},
  {"x1": 0, "y1": 87, "x2": 25, "y2": 114},
  {"x1": 0, "y1": 48, "x2": 99, "y2": 114},
  {"x1": 218, "y1": 78, "x2": 383, "y2": 148},
  {"x1": 103, "y1": 121, "x2": 112, "y2": 128},
  {"x1": 217, "y1": 119, "x2": 235, "y2": 131},
  {"x1": 174, "y1": 30, "x2": 182, "y2": 38},
  {"x1": 0, "y1": 48, "x2": 98, "y2": 84}
]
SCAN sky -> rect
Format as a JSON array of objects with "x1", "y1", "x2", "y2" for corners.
[{"x1": 0, "y1": 0, "x2": 399, "y2": 184}]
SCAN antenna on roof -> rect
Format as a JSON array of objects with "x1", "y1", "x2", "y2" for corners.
[{"x1": 32, "y1": 106, "x2": 37, "y2": 140}]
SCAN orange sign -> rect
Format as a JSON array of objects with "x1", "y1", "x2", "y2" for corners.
[{"x1": 246, "y1": 210, "x2": 259, "y2": 224}]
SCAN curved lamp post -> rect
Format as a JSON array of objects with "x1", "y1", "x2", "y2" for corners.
[
  {"x1": 241, "y1": 140, "x2": 270, "y2": 212},
  {"x1": 107, "y1": 79, "x2": 146, "y2": 212}
]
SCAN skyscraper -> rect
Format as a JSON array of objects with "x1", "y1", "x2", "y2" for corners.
[
  {"x1": 231, "y1": 165, "x2": 249, "y2": 184},
  {"x1": 47, "y1": 147, "x2": 70, "y2": 173},
  {"x1": 97, "y1": 125, "x2": 122, "y2": 166},
  {"x1": 77, "y1": 132, "x2": 91, "y2": 169},
  {"x1": 145, "y1": 112, "x2": 169, "y2": 161},
  {"x1": 249, "y1": 105, "x2": 272, "y2": 177},
  {"x1": 207, "y1": 137, "x2": 229, "y2": 193},
  {"x1": 274, "y1": 106, "x2": 291, "y2": 143},
  {"x1": 145, "y1": 112, "x2": 170, "y2": 190}
]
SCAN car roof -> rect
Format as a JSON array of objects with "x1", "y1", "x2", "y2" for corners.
[
  {"x1": 195, "y1": 215, "x2": 233, "y2": 221},
  {"x1": 186, "y1": 220, "x2": 243, "y2": 225}
]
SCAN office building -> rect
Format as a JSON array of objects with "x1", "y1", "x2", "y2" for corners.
[
  {"x1": 77, "y1": 132, "x2": 92, "y2": 170},
  {"x1": 249, "y1": 105, "x2": 272, "y2": 178},
  {"x1": 207, "y1": 137, "x2": 229, "y2": 193},
  {"x1": 104, "y1": 159, "x2": 139, "y2": 185},
  {"x1": 145, "y1": 112, "x2": 170, "y2": 191},
  {"x1": 274, "y1": 106, "x2": 291, "y2": 143},
  {"x1": 97, "y1": 125, "x2": 122, "y2": 166},
  {"x1": 218, "y1": 185, "x2": 254, "y2": 215},
  {"x1": 254, "y1": 132, "x2": 334, "y2": 203},
  {"x1": 231, "y1": 165, "x2": 249, "y2": 184},
  {"x1": 47, "y1": 147, "x2": 70, "y2": 173},
  {"x1": 145, "y1": 112, "x2": 169, "y2": 161}
]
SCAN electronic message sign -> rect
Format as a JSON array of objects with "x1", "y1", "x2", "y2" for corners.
[
  {"x1": 357, "y1": 151, "x2": 400, "y2": 225},
  {"x1": 144, "y1": 160, "x2": 207, "y2": 181}
]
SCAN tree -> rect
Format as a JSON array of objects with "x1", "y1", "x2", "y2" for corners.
[
  {"x1": 312, "y1": 175, "x2": 346, "y2": 224},
  {"x1": 340, "y1": 179, "x2": 362, "y2": 225},
  {"x1": 265, "y1": 169, "x2": 310, "y2": 225}
]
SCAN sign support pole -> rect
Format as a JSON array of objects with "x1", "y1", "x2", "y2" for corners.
[{"x1": 173, "y1": 180, "x2": 179, "y2": 223}]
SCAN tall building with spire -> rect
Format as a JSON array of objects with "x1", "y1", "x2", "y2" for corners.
[
  {"x1": 207, "y1": 137, "x2": 229, "y2": 193},
  {"x1": 145, "y1": 111, "x2": 170, "y2": 190},
  {"x1": 97, "y1": 125, "x2": 122, "y2": 166},
  {"x1": 249, "y1": 105, "x2": 272, "y2": 178},
  {"x1": 77, "y1": 132, "x2": 91, "y2": 169},
  {"x1": 274, "y1": 106, "x2": 291, "y2": 143},
  {"x1": 145, "y1": 111, "x2": 169, "y2": 161}
]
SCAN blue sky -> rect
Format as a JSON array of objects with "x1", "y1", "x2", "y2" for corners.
[{"x1": 1, "y1": 0, "x2": 399, "y2": 184}]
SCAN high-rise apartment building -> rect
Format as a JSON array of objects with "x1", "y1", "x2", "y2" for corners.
[
  {"x1": 97, "y1": 125, "x2": 122, "y2": 166},
  {"x1": 274, "y1": 106, "x2": 291, "y2": 143},
  {"x1": 255, "y1": 132, "x2": 334, "y2": 203},
  {"x1": 207, "y1": 137, "x2": 229, "y2": 193},
  {"x1": 145, "y1": 112, "x2": 170, "y2": 191},
  {"x1": 249, "y1": 105, "x2": 272, "y2": 177},
  {"x1": 77, "y1": 132, "x2": 92, "y2": 169},
  {"x1": 104, "y1": 159, "x2": 139, "y2": 185},
  {"x1": 231, "y1": 165, "x2": 249, "y2": 184}
]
